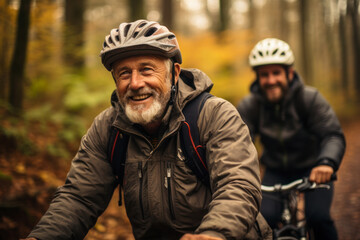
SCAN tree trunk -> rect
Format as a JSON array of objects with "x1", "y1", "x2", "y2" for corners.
[
  {"x1": 161, "y1": 0, "x2": 173, "y2": 30},
  {"x1": 299, "y1": 0, "x2": 312, "y2": 84},
  {"x1": 128, "y1": 0, "x2": 145, "y2": 21},
  {"x1": 339, "y1": 2, "x2": 349, "y2": 97},
  {"x1": 0, "y1": 0, "x2": 11, "y2": 101},
  {"x1": 248, "y1": 0, "x2": 255, "y2": 30},
  {"x1": 8, "y1": 0, "x2": 32, "y2": 111},
  {"x1": 218, "y1": 0, "x2": 230, "y2": 32},
  {"x1": 63, "y1": 0, "x2": 85, "y2": 69},
  {"x1": 349, "y1": 0, "x2": 360, "y2": 96}
]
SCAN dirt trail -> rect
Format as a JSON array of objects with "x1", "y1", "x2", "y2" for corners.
[{"x1": 331, "y1": 119, "x2": 360, "y2": 240}]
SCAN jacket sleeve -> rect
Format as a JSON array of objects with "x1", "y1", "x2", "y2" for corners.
[
  {"x1": 28, "y1": 108, "x2": 118, "y2": 240},
  {"x1": 305, "y1": 89, "x2": 346, "y2": 171},
  {"x1": 236, "y1": 95, "x2": 258, "y2": 142},
  {"x1": 195, "y1": 97, "x2": 262, "y2": 239}
]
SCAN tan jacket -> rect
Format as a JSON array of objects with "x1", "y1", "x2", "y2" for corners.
[{"x1": 29, "y1": 69, "x2": 263, "y2": 240}]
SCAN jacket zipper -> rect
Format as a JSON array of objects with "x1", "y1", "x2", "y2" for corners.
[
  {"x1": 138, "y1": 161, "x2": 145, "y2": 220},
  {"x1": 166, "y1": 161, "x2": 176, "y2": 220},
  {"x1": 114, "y1": 125, "x2": 181, "y2": 220},
  {"x1": 275, "y1": 104, "x2": 288, "y2": 169}
]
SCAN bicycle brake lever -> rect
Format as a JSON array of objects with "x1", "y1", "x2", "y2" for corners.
[
  {"x1": 296, "y1": 178, "x2": 312, "y2": 191},
  {"x1": 315, "y1": 184, "x2": 331, "y2": 190}
]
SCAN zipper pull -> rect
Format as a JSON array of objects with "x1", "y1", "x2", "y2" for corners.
[
  {"x1": 167, "y1": 162, "x2": 172, "y2": 178},
  {"x1": 138, "y1": 162, "x2": 142, "y2": 179},
  {"x1": 164, "y1": 162, "x2": 172, "y2": 188}
]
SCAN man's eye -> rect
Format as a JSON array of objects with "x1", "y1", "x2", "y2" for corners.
[
  {"x1": 142, "y1": 67, "x2": 153, "y2": 73},
  {"x1": 117, "y1": 71, "x2": 130, "y2": 79}
]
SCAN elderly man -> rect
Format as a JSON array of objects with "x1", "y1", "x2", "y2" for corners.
[{"x1": 24, "y1": 20, "x2": 267, "y2": 240}]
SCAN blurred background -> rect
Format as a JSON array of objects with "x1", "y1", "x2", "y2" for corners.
[{"x1": 0, "y1": 0, "x2": 359, "y2": 239}]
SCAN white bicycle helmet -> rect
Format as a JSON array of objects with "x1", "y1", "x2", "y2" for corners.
[
  {"x1": 249, "y1": 38, "x2": 294, "y2": 68},
  {"x1": 100, "y1": 19, "x2": 182, "y2": 71}
]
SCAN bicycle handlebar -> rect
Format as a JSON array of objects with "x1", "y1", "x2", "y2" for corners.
[{"x1": 261, "y1": 175, "x2": 336, "y2": 193}]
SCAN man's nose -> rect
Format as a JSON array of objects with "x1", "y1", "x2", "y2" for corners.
[
  {"x1": 129, "y1": 71, "x2": 145, "y2": 89},
  {"x1": 267, "y1": 74, "x2": 277, "y2": 84}
]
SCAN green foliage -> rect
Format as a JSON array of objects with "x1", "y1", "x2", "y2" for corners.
[
  {"x1": 0, "y1": 122, "x2": 37, "y2": 156},
  {"x1": 45, "y1": 143, "x2": 70, "y2": 159},
  {"x1": 0, "y1": 171, "x2": 13, "y2": 181}
]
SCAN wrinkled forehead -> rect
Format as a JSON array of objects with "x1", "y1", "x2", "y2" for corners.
[
  {"x1": 112, "y1": 55, "x2": 169, "y2": 70},
  {"x1": 256, "y1": 64, "x2": 287, "y2": 73}
]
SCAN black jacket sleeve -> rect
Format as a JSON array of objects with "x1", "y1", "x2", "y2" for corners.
[{"x1": 305, "y1": 90, "x2": 346, "y2": 171}]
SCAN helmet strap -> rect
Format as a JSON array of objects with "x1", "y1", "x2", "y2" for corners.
[{"x1": 169, "y1": 62, "x2": 176, "y2": 105}]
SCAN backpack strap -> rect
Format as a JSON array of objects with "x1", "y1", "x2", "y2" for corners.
[
  {"x1": 293, "y1": 86, "x2": 317, "y2": 128},
  {"x1": 107, "y1": 127, "x2": 129, "y2": 205},
  {"x1": 180, "y1": 91, "x2": 213, "y2": 186}
]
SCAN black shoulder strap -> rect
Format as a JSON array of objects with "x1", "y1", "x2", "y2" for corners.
[
  {"x1": 294, "y1": 86, "x2": 317, "y2": 127},
  {"x1": 107, "y1": 127, "x2": 129, "y2": 205},
  {"x1": 180, "y1": 92, "x2": 213, "y2": 186}
]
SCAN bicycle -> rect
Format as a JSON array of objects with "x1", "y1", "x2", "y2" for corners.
[{"x1": 261, "y1": 177, "x2": 335, "y2": 240}]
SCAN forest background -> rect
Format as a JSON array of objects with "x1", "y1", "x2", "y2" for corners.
[{"x1": 0, "y1": 0, "x2": 359, "y2": 239}]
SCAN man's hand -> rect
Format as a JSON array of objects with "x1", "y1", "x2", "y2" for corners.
[
  {"x1": 180, "y1": 233, "x2": 223, "y2": 240},
  {"x1": 309, "y1": 165, "x2": 334, "y2": 184}
]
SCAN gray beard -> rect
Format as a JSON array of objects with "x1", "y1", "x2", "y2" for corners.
[{"x1": 120, "y1": 84, "x2": 171, "y2": 125}]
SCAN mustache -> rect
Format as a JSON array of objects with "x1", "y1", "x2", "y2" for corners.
[
  {"x1": 263, "y1": 83, "x2": 281, "y2": 89},
  {"x1": 124, "y1": 87, "x2": 156, "y2": 98}
]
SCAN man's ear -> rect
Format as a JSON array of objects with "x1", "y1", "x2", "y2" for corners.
[
  {"x1": 173, "y1": 63, "x2": 181, "y2": 84},
  {"x1": 111, "y1": 70, "x2": 117, "y2": 83},
  {"x1": 288, "y1": 67, "x2": 294, "y2": 81}
]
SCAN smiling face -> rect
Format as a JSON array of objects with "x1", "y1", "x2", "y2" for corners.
[
  {"x1": 257, "y1": 64, "x2": 293, "y2": 103},
  {"x1": 112, "y1": 55, "x2": 180, "y2": 125}
]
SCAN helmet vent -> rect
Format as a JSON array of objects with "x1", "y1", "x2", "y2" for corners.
[
  {"x1": 280, "y1": 52, "x2": 286, "y2": 56},
  {"x1": 272, "y1": 49, "x2": 278, "y2": 55},
  {"x1": 258, "y1": 51, "x2": 263, "y2": 57},
  {"x1": 145, "y1": 27, "x2": 157, "y2": 37},
  {"x1": 108, "y1": 37, "x2": 113, "y2": 44},
  {"x1": 133, "y1": 31, "x2": 139, "y2": 38},
  {"x1": 168, "y1": 34, "x2": 175, "y2": 39},
  {"x1": 139, "y1": 22, "x2": 147, "y2": 28},
  {"x1": 124, "y1": 24, "x2": 131, "y2": 37},
  {"x1": 115, "y1": 35, "x2": 119, "y2": 42}
]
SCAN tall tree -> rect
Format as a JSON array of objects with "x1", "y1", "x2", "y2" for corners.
[
  {"x1": 299, "y1": 0, "x2": 312, "y2": 84},
  {"x1": 161, "y1": 0, "x2": 173, "y2": 30},
  {"x1": 128, "y1": 0, "x2": 145, "y2": 21},
  {"x1": 248, "y1": 0, "x2": 256, "y2": 30},
  {"x1": 218, "y1": 0, "x2": 230, "y2": 32},
  {"x1": 0, "y1": 0, "x2": 11, "y2": 100},
  {"x1": 339, "y1": 0, "x2": 349, "y2": 96},
  {"x1": 348, "y1": 0, "x2": 360, "y2": 95},
  {"x1": 64, "y1": 0, "x2": 85, "y2": 69},
  {"x1": 8, "y1": 0, "x2": 32, "y2": 111}
]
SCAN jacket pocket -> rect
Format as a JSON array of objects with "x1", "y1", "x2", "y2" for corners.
[
  {"x1": 138, "y1": 161, "x2": 145, "y2": 220},
  {"x1": 123, "y1": 161, "x2": 146, "y2": 225},
  {"x1": 165, "y1": 161, "x2": 176, "y2": 220}
]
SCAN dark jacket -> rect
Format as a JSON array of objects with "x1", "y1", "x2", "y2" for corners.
[
  {"x1": 237, "y1": 72, "x2": 345, "y2": 172},
  {"x1": 28, "y1": 69, "x2": 263, "y2": 240}
]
